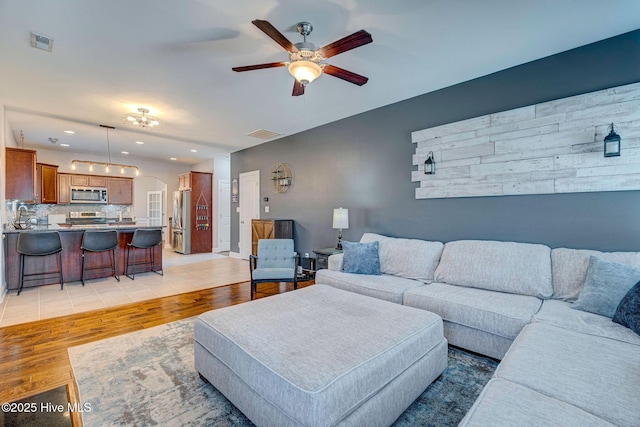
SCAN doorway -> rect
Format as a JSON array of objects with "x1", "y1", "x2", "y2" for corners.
[
  {"x1": 147, "y1": 190, "x2": 163, "y2": 226},
  {"x1": 239, "y1": 170, "x2": 260, "y2": 260}
]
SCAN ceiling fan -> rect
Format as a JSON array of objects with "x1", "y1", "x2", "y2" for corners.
[{"x1": 232, "y1": 20, "x2": 372, "y2": 96}]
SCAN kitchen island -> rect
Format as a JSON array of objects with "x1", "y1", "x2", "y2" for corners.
[{"x1": 3, "y1": 224, "x2": 165, "y2": 291}]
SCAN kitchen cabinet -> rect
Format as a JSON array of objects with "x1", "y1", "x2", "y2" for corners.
[
  {"x1": 5, "y1": 147, "x2": 37, "y2": 201},
  {"x1": 36, "y1": 163, "x2": 58, "y2": 204},
  {"x1": 58, "y1": 173, "x2": 71, "y2": 204},
  {"x1": 251, "y1": 219, "x2": 294, "y2": 256},
  {"x1": 178, "y1": 173, "x2": 191, "y2": 190},
  {"x1": 107, "y1": 177, "x2": 133, "y2": 205},
  {"x1": 70, "y1": 174, "x2": 107, "y2": 187}
]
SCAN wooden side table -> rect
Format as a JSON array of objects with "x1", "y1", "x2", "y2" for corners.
[{"x1": 313, "y1": 248, "x2": 343, "y2": 270}]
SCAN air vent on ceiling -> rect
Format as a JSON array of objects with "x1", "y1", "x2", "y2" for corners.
[
  {"x1": 247, "y1": 129, "x2": 281, "y2": 140},
  {"x1": 30, "y1": 32, "x2": 53, "y2": 52}
]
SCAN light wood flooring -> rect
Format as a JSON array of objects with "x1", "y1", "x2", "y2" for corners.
[{"x1": 0, "y1": 252, "x2": 312, "y2": 427}]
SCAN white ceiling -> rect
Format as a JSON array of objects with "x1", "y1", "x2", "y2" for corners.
[{"x1": 1, "y1": 0, "x2": 639, "y2": 166}]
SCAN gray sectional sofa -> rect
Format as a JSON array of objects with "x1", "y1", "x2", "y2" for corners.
[{"x1": 315, "y1": 233, "x2": 640, "y2": 427}]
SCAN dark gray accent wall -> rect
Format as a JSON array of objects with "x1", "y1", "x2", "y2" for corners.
[{"x1": 231, "y1": 29, "x2": 640, "y2": 255}]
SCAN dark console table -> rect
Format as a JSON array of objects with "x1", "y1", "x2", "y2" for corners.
[{"x1": 313, "y1": 247, "x2": 343, "y2": 270}]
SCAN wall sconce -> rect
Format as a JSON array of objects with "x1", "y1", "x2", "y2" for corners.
[
  {"x1": 332, "y1": 207, "x2": 349, "y2": 250},
  {"x1": 232, "y1": 178, "x2": 239, "y2": 203},
  {"x1": 424, "y1": 151, "x2": 436, "y2": 174},
  {"x1": 604, "y1": 123, "x2": 621, "y2": 157}
]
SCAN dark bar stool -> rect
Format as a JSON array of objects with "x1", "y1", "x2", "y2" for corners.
[
  {"x1": 81, "y1": 230, "x2": 120, "y2": 286},
  {"x1": 17, "y1": 231, "x2": 64, "y2": 296},
  {"x1": 125, "y1": 229, "x2": 163, "y2": 280}
]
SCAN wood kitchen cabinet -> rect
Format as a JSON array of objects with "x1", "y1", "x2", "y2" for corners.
[
  {"x1": 251, "y1": 219, "x2": 294, "y2": 256},
  {"x1": 58, "y1": 173, "x2": 71, "y2": 204},
  {"x1": 36, "y1": 163, "x2": 58, "y2": 204},
  {"x1": 70, "y1": 174, "x2": 107, "y2": 187},
  {"x1": 5, "y1": 147, "x2": 37, "y2": 201},
  {"x1": 178, "y1": 173, "x2": 192, "y2": 190},
  {"x1": 107, "y1": 177, "x2": 133, "y2": 205}
]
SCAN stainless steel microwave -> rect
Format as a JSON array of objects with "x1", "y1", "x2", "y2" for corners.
[{"x1": 70, "y1": 187, "x2": 108, "y2": 204}]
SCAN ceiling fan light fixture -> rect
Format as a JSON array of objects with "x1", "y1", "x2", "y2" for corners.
[{"x1": 288, "y1": 60, "x2": 322, "y2": 85}]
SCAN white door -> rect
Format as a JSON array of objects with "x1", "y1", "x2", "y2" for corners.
[
  {"x1": 147, "y1": 191, "x2": 163, "y2": 226},
  {"x1": 239, "y1": 170, "x2": 260, "y2": 260},
  {"x1": 218, "y1": 180, "x2": 231, "y2": 252}
]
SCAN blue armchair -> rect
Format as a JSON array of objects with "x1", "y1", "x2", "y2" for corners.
[{"x1": 249, "y1": 239, "x2": 299, "y2": 300}]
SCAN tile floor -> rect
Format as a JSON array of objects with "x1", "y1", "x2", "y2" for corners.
[{"x1": 0, "y1": 249, "x2": 249, "y2": 327}]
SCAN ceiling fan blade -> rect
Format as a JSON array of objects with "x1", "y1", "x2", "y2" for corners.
[
  {"x1": 323, "y1": 65, "x2": 369, "y2": 86},
  {"x1": 252, "y1": 19, "x2": 298, "y2": 52},
  {"x1": 232, "y1": 62, "x2": 287, "y2": 72},
  {"x1": 292, "y1": 79, "x2": 305, "y2": 96},
  {"x1": 319, "y1": 30, "x2": 372, "y2": 58}
]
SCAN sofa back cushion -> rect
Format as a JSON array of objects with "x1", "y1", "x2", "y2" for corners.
[
  {"x1": 551, "y1": 248, "x2": 640, "y2": 301},
  {"x1": 434, "y1": 240, "x2": 552, "y2": 298},
  {"x1": 359, "y1": 233, "x2": 444, "y2": 283}
]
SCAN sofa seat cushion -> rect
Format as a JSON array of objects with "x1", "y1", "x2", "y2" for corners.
[
  {"x1": 403, "y1": 282, "x2": 542, "y2": 340},
  {"x1": 315, "y1": 269, "x2": 425, "y2": 304},
  {"x1": 460, "y1": 378, "x2": 616, "y2": 427},
  {"x1": 434, "y1": 240, "x2": 552, "y2": 298},
  {"x1": 551, "y1": 247, "x2": 640, "y2": 301},
  {"x1": 495, "y1": 322, "x2": 640, "y2": 427},
  {"x1": 359, "y1": 233, "x2": 444, "y2": 283},
  {"x1": 533, "y1": 299, "x2": 640, "y2": 346}
]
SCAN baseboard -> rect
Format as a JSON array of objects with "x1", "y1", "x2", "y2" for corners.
[{"x1": 229, "y1": 251, "x2": 242, "y2": 259}]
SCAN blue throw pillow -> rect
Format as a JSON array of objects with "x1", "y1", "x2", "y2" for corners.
[
  {"x1": 612, "y1": 280, "x2": 640, "y2": 336},
  {"x1": 342, "y1": 240, "x2": 381, "y2": 275},
  {"x1": 573, "y1": 256, "x2": 640, "y2": 318}
]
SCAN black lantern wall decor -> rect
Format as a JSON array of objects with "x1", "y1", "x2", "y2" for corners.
[
  {"x1": 424, "y1": 151, "x2": 436, "y2": 174},
  {"x1": 603, "y1": 123, "x2": 621, "y2": 157}
]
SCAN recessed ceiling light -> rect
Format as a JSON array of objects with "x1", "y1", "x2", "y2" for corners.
[
  {"x1": 64, "y1": 130, "x2": 75, "y2": 134},
  {"x1": 190, "y1": 149, "x2": 198, "y2": 153},
  {"x1": 170, "y1": 157, "x2": 177, "y2": 161},
  {"x1": 121, "y1": 151, "x2": 129, "y2": 155},
  {"x1": 60, "y1": 143, "x2": 69, "y2": 147},
  {"x1": 135, "y1": 141, "x2": 145, "y2": 145}
]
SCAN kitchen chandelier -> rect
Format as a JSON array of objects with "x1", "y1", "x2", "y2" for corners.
[
  {"x1": 71, "y1": 125, "x2": 140, "y2": 176},
  {"x1": 123, "y1": 108, "x2": 161, "y2": 128}
]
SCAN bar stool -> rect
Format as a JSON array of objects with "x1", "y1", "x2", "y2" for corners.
[
  {"x1": 125, "y1": 229, "x2": 163, "y2": 280},
  {"x1": 17, "y1": 231, "x2": 63, "y2": 296},
  {"x1": 81, "y1": 230, "x2": 120, "y2": 286}
]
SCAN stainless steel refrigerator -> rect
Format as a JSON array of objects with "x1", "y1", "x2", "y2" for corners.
[{"x1": 172, "y1": 190, "x2": 191, "y2": 254}]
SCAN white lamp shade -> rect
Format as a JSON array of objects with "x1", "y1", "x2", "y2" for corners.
[
  {"x1": 332, "y1": 208, "x2": 349, "y2": 229},
  {"x1": 288, "y1": 60, "x2": 322, "y2": 84}
]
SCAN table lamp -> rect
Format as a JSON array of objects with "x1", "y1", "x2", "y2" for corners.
[{"x1": 332, "y1": 207, "x2": 349, "y2": 250}]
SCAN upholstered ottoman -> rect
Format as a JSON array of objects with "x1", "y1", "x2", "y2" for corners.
[{"x1": 194, "y1": 285, "x2": 447, "y2": 427}]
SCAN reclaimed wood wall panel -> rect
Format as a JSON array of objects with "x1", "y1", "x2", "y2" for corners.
[{"x1": 412, "y1": 82, "x2": 640, "y2": 199}]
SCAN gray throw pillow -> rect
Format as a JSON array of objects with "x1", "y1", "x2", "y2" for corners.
[
  {"x1": 612, "y1": 280, "x2": 640, "y2": 336},
  {"x1": 573, "y1": 256, "x2": 640, "y2": 318},
  {"x1": 342, "y1": 240, "x2": 381, "y2": 275}
]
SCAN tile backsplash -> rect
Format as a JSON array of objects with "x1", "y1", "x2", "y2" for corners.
[{"x1": 5, "y1": 202, "x2": 132, "y2": 225}]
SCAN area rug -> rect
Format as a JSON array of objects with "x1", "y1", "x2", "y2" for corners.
[{"x1": 69, "y1": 317, "x2": 498, "y2": 426}]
